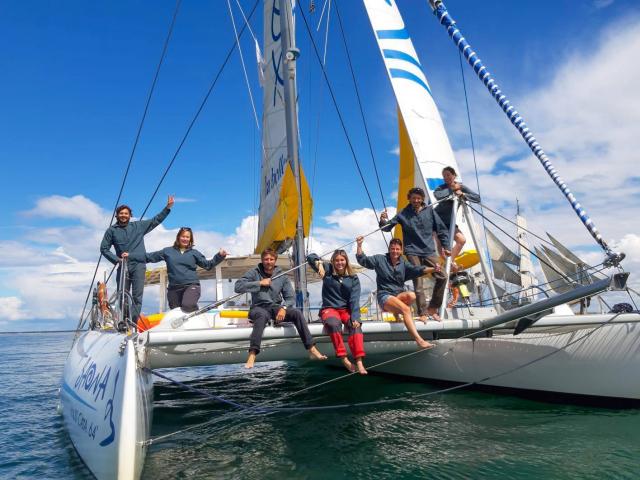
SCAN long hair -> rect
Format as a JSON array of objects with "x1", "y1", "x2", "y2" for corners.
[
  {"x1": 330, "y1": 249, "x2": 353, "y2": 276},
  {"x1": 173, "y1": 227, "x2": 194, "y2": 249}
]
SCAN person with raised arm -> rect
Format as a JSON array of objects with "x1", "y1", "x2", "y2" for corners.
[
  {"x1": 100, "y1": 195, "x2": 174, "y2": 322},
  {"x1": 356, "y1": 236, "x2": 440, "y2": 349},
  {"x1": 131, "y1": 227, "x2": 227, "y2": 312},
  {"x1": 234, "y1": 248, "x2": 327, "y2": 369},
  {"x1": 379, "y1": 187, "x2": 449, "y2": 321},
  {"x1": 307, "y1": 249, "x2": 367, "y2": 374},
  {"x1": 433, "y1": 166, "x2": 481, "y2": 263}
]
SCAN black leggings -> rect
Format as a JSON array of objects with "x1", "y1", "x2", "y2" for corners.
[{"x1": 167, "y1": 283, "x2": 201, "y2": 312}]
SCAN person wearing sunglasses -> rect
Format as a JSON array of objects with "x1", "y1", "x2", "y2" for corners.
[
  {"x1": 307, "y1": 249, "x2": 367, "y2": 374},
  {"x1": 132, "y1": 227, "x2": 227, "y2": 313}
]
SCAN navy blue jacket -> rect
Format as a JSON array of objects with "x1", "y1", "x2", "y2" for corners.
[
  {"x1": 133, "y1": 247, "x2": 224, "y2": 287},
  {"x1": 307, "y1": 253, "x2": 361, "y2": 323},
  {"x1": 379, "y1": 204, "x2": 449, "y2": 257},
  {"x1": 433, "y1": 183, "x2": 480, "y2": 228},
  {"x1": 234, "y1": 265, "x2": 295, "y2": 308},
  {"x1": 356, "y1": 252, "x2": 427, "y2": 296},
  {"x1": 100, "y1": 207, "x2": 171, "y2": 265}
]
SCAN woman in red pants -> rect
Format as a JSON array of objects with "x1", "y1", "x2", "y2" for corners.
[{"x1": 307, "y1": 250, "x2": 366, "y2": 374}]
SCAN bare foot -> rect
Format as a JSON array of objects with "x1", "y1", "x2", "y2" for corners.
[
  {"x1": 418, "y1": 315, "x2": 429, "y2": 324},
  {"x1": 355, "y1": 359, "x2": 368, "y2": 375},
  {"x1": 427, "y1": 310, "x2": 442, "y2": 322},
  {"x1": 416, "y1": 338, "x2": 434, "y2": 349},
  {"x1": 244, "y1": 351, "x2": 257, "y2": 369},
  {"x1": 309, "y1": 345, "x2": 328, "y2": 361},
  {"x1": 341, "y1": 357, "x2": 356, "y2": 373}
]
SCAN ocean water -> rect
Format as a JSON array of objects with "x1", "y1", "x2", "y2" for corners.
[{"x1": 1, "y1": 331, "x2": 639, "y2": 479}]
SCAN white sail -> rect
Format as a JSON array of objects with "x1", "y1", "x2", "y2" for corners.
[
  {"x1": 486, "y1": 229, "x2": 520, "y2": 266},
  {"x1": 363, "y1": 0, "x2": 477, "y2": 253},
  {"x1": 516, "y1": 213, "x2": 536, "y2": 292},
  {"x1": 256, "y1": 0, "x2": 311, "y2": 253}
]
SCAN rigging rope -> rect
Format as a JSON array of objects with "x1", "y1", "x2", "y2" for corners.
[
  {"x1": 226, "y1": 0, "x2": 260, "y2": 129},
  {"x1": 428, "y1": 0, "x2": 622, "y2": 265},
  {"x1": 334, "y1": 0, "x2": 389, "y2": 249},
  {"x1": 74, "y1": 0, "x2": 183, "y2": 334},
  {"x1": 138, "y1": 0, "x2": 260, "y2": 220},
  {"x1": 295, "y1": 2, "x2": 383, "y2": 226}
]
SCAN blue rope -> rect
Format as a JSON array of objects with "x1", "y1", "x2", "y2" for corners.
[{"x1": 429, "y1": 1, "x2": 618, "y2": 261}]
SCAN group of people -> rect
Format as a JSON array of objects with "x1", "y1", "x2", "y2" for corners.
[{"x1": 100, "y1": 167, "x2": 479, "y2": 374}]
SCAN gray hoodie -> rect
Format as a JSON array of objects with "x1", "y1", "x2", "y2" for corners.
[
  {"x1": 100, "y1": 207, "x2": 171, "y2": 265},
  {"x1": 234, "y1": 264, "x2": 295, "y2": 308}
]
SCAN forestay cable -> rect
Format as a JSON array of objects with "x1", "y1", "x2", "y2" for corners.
[{"x1": 75, "y1": 0, "x2": 183, "y2": 333}]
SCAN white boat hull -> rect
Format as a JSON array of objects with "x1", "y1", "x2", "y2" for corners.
[
  {"x1": 60, "y1": 330, "x2": 153, "y2": 480},
  {"x1": 373, "y1": 314, "x2": 640, "y2": 401}
]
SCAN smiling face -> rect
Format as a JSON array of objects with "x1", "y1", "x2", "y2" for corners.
[
  {"x1": 262, "y1": 253, "x2": 277, "y2": 274},
  {"x1": 332, "y1": 253, "x2": 347, "y2": 275},
  {"x1": 443, "y1": 169, "x2": 456, "y2": 186},
  {"x1": 408, "y1": 193, "x2": 425, "y2": 211},
  {"x1": 178, "y1": 230, "x2": 192, "y2": 248},
  {"x1": 116, "y1": 208, "x2": 131, "y2": 225},
  {"x1": 388, "y1": 242, "x2": 403, "y2": 261}
]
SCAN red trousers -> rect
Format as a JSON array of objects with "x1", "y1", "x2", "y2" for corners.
[{"x1": 320, "y1": 308, "x2": 365, "y2": 359}]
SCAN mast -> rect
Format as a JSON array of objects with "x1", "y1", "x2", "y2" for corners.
[{"x1": 278, "y1": 0, "x2": 308, "y2": 311}]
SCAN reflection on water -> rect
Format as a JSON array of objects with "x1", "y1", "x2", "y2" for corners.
[{"x1": 1, "y1": 332, "x2": 639, "y2": 479}]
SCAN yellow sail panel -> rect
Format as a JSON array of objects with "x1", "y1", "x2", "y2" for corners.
[
  {"x1": 396, "y1": 109, "x2": 424, "y2": 240},
  {"x1": 254, "y1": 163, "x2": 313, "y2": 254}
]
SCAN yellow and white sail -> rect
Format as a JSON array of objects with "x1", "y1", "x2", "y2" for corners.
[
  {"x1": 256, "y1": 0, "x2": 312, "y2": 254},
  {"x1": 364, "y1": 0, "x2": 478, "y2": 265}
]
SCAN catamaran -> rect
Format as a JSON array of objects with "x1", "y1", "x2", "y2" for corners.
[{"x1": 59, "y1": 1, "x2": 638, "y2": 479}]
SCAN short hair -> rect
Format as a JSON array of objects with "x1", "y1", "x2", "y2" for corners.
[
  {"x1": 116, "y1": 204, "x2": 132, "y2": 215},
  {"x1": 442, "y1": 166, "x2": 457, "y2": 177},
  {"x1": 173, "y1": 227, "x2": 194, "y2": 249},
  {"x1": 407, "y1": 187, "x2": 426, "y2": 199},
  {"x1": 261, "y1": 248, "x2": 278, "y2": 260},
  {"x1": 389, "y1": 238, "x2": 403, "y2": 249}
]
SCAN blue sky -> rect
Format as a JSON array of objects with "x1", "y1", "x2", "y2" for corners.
[{"x1": 1, "y1": 0, "x2": 639, "y2": 330}]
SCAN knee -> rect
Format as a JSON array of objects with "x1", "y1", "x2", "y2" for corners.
[{"x1": 323, "y1": 317, "x2": 341, "y2": 333}]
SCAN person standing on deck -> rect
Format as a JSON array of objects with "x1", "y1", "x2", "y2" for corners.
[
  {"x1": 130, "y1": 227, "x2": 227, "y2": 313},
  {"x1": 379, "y1": 187, "x2": 449, "y2": 321},
  {"x1": 356, "y1": 236, "x2": 440, "y2": 349},
  {"x1": 433, "y1": 166, "x2": 481, "y2": 265},
  {"x1": 234, "y1": 248, "x2": 327, "y2": 369},
  {"x1": 307, "y1": 250, "x2": 367, "y2": 375},
  {"x1": 100, "y1": 195, "x2": 174, "y2": 322}
]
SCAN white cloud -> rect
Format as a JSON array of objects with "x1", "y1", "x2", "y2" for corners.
[
  {"x1": 0, "y1": 297, "x2": 27, "y2": 322},
  {"x1": 24, "y1": 194, "x2": 111, "y2": 229}
]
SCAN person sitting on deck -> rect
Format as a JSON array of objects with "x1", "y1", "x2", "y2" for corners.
[
  {"x1": 433, "y1": 166, "x2": 481, "y2": 265},
  {"x1": 356, "y1": 236, "x2": 440, "y2": 349},
  {"x1": 307, "y1": 250, "x2": 367, "y2": 375},
  {"x1": 379, "y1": 187, "x2": 449, "y2": 321},
  {"x1": 130, "y1": 227, "x2": 227, "y2": 313},
  {"x1": 100, "y1": 195, "x2": 174, "y2": 323},
  {"x1": 234, "y1": 248, "x2": 327, "y2": 369}
]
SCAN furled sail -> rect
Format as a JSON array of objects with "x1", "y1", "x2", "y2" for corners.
[
  {"x1": 363, "y1": 0, "x2": 477, "y2": 260},
  {"x1": 486, "y1": 229, "x2": 520, "y2": 266},
  {"x1": 256, "y1": 0, "x2": 312, "y2": 254}
]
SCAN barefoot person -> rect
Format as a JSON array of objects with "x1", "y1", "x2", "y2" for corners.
[
  {"x1": 307, "y1": 250, "x2": 367, "y2": 375},
  {"x1": 132, "y1": 227, "x2": 227, "y2": 312},
  {"x1": 235, "y1": 248, "x2": 327, "y2": 369},
  {"x1": 356, "y1": 236, "x2": 440, "y2": 349},
  {"x1": 100, "y1": 195, "x2": 174, "y2": 322},
  {"x1": 433, "y1": 166, "x2": 481, "y2": 261},
  {"x1": 379, "y1": 187, "x2": 449, "y2": 321}
]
